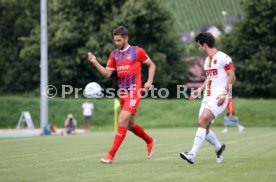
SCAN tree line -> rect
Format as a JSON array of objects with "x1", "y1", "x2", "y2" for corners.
[
  {"x1": 0, "y1": 0, "x2": 275, "y2": 98},
  {"x1": 220, "y1": 0, "x2": 276, "y2": 98}
]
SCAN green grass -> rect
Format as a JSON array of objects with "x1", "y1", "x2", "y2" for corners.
[
  {"x1": 0, "y1": 96, "x2": 276, "y2": 129},
  {"x1": 162, "y1": 0, "x2": 243, "y2": 32},
  {"x1": 1, "y1": 127, "x2": 276, "y2": 182}
]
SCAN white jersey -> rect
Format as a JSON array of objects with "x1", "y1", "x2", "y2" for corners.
[
  {"x1": 82, "y1": 102, "x2": 94, "y2": 116},
  {"x1": 203, "y1": 51, "x2": 234, "y2": 98}
]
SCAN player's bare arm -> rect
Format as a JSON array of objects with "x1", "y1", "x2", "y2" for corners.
[
  {"x1": 189, "y1": 81, "x2": 206, "y2": 100},
  {"x1": 143, "y1": 60, "x2": 156, "y2": 91},
  {"x1": 225, "y1": 69, "x2": 236, "y2": 93},
  {"x1": 87, "y1": 52, "x2": 113, "y2": 78},
  {"x1": 216, "y1": 69, "x2": 236, "y2": 106}
]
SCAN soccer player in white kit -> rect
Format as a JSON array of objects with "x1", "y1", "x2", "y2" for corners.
[{"x1": 180, "y1": 32, "x2": 236, "y2": 164}]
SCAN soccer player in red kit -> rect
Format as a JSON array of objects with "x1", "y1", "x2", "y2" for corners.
[{"x1": 87, "y1": 26, "x2": 156, "y2": 164}]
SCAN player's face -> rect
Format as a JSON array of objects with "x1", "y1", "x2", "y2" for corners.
[
  {"x1": 197, "y1": 42, "x2": 207, "y2": 53},
  {"x1": 114, "y1": 35, "x2": 128, "y2": 50}
]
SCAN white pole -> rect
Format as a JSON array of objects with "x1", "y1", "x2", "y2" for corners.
[{"x1": 40, "y1": 0, "x2": 48, "y2": 134}]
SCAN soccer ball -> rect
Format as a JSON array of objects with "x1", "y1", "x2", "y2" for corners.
[{"x1": 83, "y1": 82, "x2": 102, "y2": 98}]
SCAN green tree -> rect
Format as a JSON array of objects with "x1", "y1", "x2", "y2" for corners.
[
  {"x1": 20, "y1": 0, "x2": 126, "y2": 93},
  {"x1": 221, "y1": 0, "x2": 276, "y2": 97},
  {"x1": 18, "y1": 0, "x2": 185, "y2": 96},
  {"x1": 0, "y1": 0, "x2": 39, "y2": 93}
]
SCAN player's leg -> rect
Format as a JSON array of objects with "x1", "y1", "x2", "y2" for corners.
[
  {"x1": 108, "y1": 110, "x2": 131, "y2": 156},
  {"x1": 84, "y1": 117, "x2": 88, "y2": 130},
  {"x1": 101, "y1": 110, "x2": 132, "y2": 164},
  {"x1": 128, "y1": 116, "x2": 153, "y2": 144},
  {"x1": 205, "y1": 97, "x2": 228, "y2": 163},
  {"x1": 222, "y1": 126, "x2": 229, "y2": 133},
  {"x1": 190, "y1": 108, "x2": 214, "y2": 155},
  {"x1": 180, "y1": 108, "x2": 214, "y2": 164},
  {"x1": 87, "y1": 117, "x2": 91, "y2": 130},
  {"x1": 128, "y1": 116, "x2": 155, "y2": 158},
  {"x1": 206, "y1": 122, "x2": 222, "y2": 150},
  {"x1": 237, "y1": 123, "x2": 245, "y2": 132},
  {"x1": 205, "y1": 122, "x2": 226, "y2": 163}
]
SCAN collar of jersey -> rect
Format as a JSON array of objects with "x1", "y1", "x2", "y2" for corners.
[
  {"x1": 209, "y1": 50, "x2": 218, "y2": 60},
  {"x1": 120, "y1": 45, "x2": 130, "y2": 52}
]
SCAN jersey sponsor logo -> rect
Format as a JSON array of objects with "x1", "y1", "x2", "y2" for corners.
[
  {"x1": 205, "y1": 69, "x2": 218, "y2": 78},
  {"x1": 117, "y1": 65, "x2": 130, "y2": 71}
]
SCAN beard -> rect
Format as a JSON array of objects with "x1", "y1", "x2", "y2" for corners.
[{"x1": 116, "y1": 42, "x2": 126, "y2": 50}]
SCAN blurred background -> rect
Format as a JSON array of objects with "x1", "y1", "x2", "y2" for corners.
[{"x1": 0, "y1": 0, "x2": 275, "y2": 129}]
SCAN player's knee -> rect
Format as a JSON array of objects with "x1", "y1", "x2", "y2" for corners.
[
  {"x1": 198, "y1": 118, "x2": 209, "y2": 128},
  {"x1": 127, "y1": 122, "x2": 135, "y2": 130},
  {"x1": 198, "y1": 123, "x2": 208, "y2": 129},
  {"x1": 118, "y1": 118, "x2": 129, "y2": 126}
]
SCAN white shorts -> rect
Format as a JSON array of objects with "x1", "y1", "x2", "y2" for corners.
[{"x1": 199, "y1": 96, "x2": 228, "y2": 121}]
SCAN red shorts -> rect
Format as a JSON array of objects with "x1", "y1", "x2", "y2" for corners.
[{"x1": 119, "y1": 94, "x2": 141, "y2": 115}]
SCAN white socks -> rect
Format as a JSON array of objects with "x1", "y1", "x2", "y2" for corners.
[
  {"x1": 205, "y1": 130, "x2": 222, "y2": 151},
  {"x1": 190, "y1": 128, "x2": 206, "y2": 155}
]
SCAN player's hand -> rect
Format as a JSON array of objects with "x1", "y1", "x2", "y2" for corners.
[
  {"x1": 216, "y1": 89, "x2": 228, "y2": 106},
  {"x1": 143, "y1": 81, "x2": 153, "y2": 91},
  {"x1": 87, "y1": 52, "x2": 97, "y2": 64},
  {"x1": 216, "y1": 93, "x2": 227, "y2": 106},
  {"x1": 189, "y1": 89, "x2": 201, "y2": 100}
]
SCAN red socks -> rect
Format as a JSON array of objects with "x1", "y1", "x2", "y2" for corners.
[
  {"x1": 108, "y1": 124, "x2": 153, "y2": 158},
  {"x1": 131, "y1": 124, "x2": 153, "y2": 144},
  {"x1": 108, "y1": 126, "x2": 127, "y2": 157}
]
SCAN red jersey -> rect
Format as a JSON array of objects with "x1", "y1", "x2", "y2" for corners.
[{"x1": 106, "y1": 45, "x2": 150, "y2": 93}]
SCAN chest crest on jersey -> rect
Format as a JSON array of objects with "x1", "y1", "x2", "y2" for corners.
[
  {"x1": 126, "y1": 54, "x2": 132, "y2": 61},
  {"x1": 115, "y1": 55, "x2": 120, "y2": 61},
  {"x1": 214, "y1": 59, "x2": 217, "y2": 64}
]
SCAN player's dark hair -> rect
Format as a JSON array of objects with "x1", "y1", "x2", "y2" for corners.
[
  {"x1": 195, "y1": 32, "x2": 215, "y2": 48},
  {"x1": 113, "y1": 26, "x2": 128, "y2": 37}
]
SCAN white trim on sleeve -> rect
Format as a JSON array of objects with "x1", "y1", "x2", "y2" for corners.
[{"x1": 106, "y1": 67, "x2": 116, "y2": 70}]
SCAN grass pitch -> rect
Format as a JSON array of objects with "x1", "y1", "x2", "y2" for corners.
[{"x1": 1, "y1": 127, "x2": 276, "y2": 182}]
